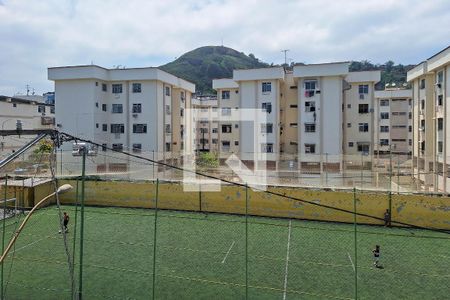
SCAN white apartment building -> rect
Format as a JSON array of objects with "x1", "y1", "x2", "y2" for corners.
[
  {"x1": 212, "y1": 63, "x2": 384, "y2": 173},
  {"x1": 407, "y1": 46, "x2": 450, "y2": 192},
  {"x1": 48, "y1": 65, "x2": 195, "y2": 175},
  {"x1": 191, "y1": 96, "x2": 219, "y2": 152},
  {"x1": 0, "y1": 96, "x2": 55, "y2": 157},
  {"x1": 373, "y1": 89, "x2": 412, "y2": 155}
]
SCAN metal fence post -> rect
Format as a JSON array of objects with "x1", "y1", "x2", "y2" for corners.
[
  {"x1": 353, "y1": 187, "x2": 358, "y2": 300},
  {"x1": 152, "y1": 178, "x2": 159, "y2": 300},
  {"x1": 78, "y1": 149, "x2": 86, "y2": 300},
  {"x1": 245, "y1": 183, "x2": 248, "y2": 300},
  {"x1": 199, "y1": 184, "x2": 202, "y2": 212},
  {"x1": 1, "y1": 176, "x2": 7, "y2": 300}
]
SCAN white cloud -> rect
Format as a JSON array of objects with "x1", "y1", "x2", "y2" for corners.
[{"x1": 0, "y1": 0, "x2": 449, "y2": 95}]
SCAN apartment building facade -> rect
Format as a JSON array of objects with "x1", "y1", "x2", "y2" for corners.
[
  {"x1": 212, "y1": 63, "x2": 384, "y2": 173},
  {"x1": 407, "y1": 46, "x2": 450, "y2": 192},
  {"x1": 373, "y1": 89, "x2": 412, "y2": 156},
  {"x1": 0, "y1": 96, "x2": 55, "y2": 156},
  {"x1": 48, "y1": 65, "x2": 195, "y2": 175},
  {"x1": 191, "y1": 96, "x2": 219, "y2": 152}
]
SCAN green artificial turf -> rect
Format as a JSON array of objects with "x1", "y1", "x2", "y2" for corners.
[{"x1": 0, "y1": 206, "x2": 448, "y2": 299}]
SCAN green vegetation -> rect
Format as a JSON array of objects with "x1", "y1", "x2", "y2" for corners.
[
  {"x1": 159, "y1": 46, "x2": 268, "y2": 94},
  {"x1": 349, "y1": 60, "x2": 415, "y2": 90},
  {"x1": 196, "y1": 152, "x2": 219, "y2": 170},
  {"x1": 2, "y1": 205, "x2": 448, "y2": 299}
]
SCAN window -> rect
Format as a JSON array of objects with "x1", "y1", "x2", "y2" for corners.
[
  {"x1": 132, "y1": 144, "x2": 142, "y2": 153},
  {"x1": 221, "y1": 107, "x2": 231, "y2": 116},
  {"x1": 165, "y1": 143, "x2": 171, "y2": 151},
  {"x1": 112, "y1": 104, "x2": 123, "y2": 113},
  {"x1": 101, "y1": 144, "x2": 107, "y2": 151},
  {"x1": 212, "y1": 139, "x2": 218, "y2": 144},
  {"x1": 212, "y1": 128, "x2": 218, "y2": 133},
  {"x1": 380, "y1": 139, "x2": 389, "y2": 146},
  {"x1": 305, "y1": 123, "x2": 316, "y2": 132},
  {"x1": 392, "y1": 125, "x2": 407, "y2": 129},
  {"x1": 262, "y1": 102, "x2": 272, "y2": 113},
  {"x1": 110, "y1": 124, "x2": 125, "y2": 134},
  {"x1": 200, "y1": 128, "x2": 208, "y2": 133},
  {"x1": 304, "y1": 143, "x2": 316, "y2": 154},
  {"x1": 96, "y1": 123, "x2": 99, "y2": 128},
  {"x1": 165, "y1": 105, "x2": 171, "y2": 115},
  {"x1": 420, "y1": 79, "x2": 425, "y2": 89},
  {"x1": 347, "y1": 104, "x2": 351, "y2": 109},
  {"x1": 50, "y1": 107, "x2": 55, "y2": 114},
  {"x1": 438, "y1": 141, "x2": 443, "y2": 153},
  {"x1": 359, "y1": 123, "x2": 369, "y2": 132},
  {"x1": 347, "y1": 123, "x2": 351, "y2": 128},
  {"x1": 165, "y1": 124, "x2": 171, "y2": 133},
  {"x1": 420, "y1": 119, "x2": 425, "y2": 131},
  {"x1": 165, "y1": 86, "x2": 171, "y2": 96},
  {"x1": 438, "y1": 118, "x2": 443, "y2": 131},
  {"x1": 235, "y1": 124, "x2": 239, "y2": 129},
  {"x1": 290, "y1": 104, "x2": 298, "y2": 108},
  {"x1": 102, "y1": 83, "x2": 107, "y2": 92},
  {"x1": 221, "y1": 90, "x2": 230, "y2": 100},
  {"x1": 358, "y1": 84, "x2": 369, "y2": 94},
  {"x1": 380, "y1": 126, "x2": 389, "y2": 132},
  {"x1": 408, "y1": 112, "x2": 412, "y2": 119},
  {"x1": 38, "y1": 105, "x2": 46, "y2": 113},
  {"x1": 261, "y1": 143, "x2": 273, "y2": 153},
  {"x1": 222, "y1": 124, "x2": 232, "y2": 133},
  {"x1": 348, "y1": 142, "x2": 354, "y2": 147},
  {"x1": 95, "y1": 102, "x2": 99, "y2": 108},
  {"x1": 304, "y1": 80, "x2": 317, "y2": 91},
  {"x1": 409, "y1": 99, "x2": 412, "y2": 106},
  {"x1": 102, "y1": 104, "x2": 107, "y2": 112},
  {"x1": 102, "y1": 124, "x2": 107, "y2": 132},
  {"x1": 133, "y1": 124, "x2": 147, "y2": 133},
  {"x1": 409, "y1": 125, "x2": 412, "y2": 132},
  {"x1": 132, "y1": 103, "x2": 142, "y2": 113},
  {"x1": 222, "y1": 141, "x2": 230, "y2": 150},
  {"x1": 112, "y1": 84, "x2": 122, "y2": 94},
  {"x1": 130, "y1": 83, "x2": 141, "y2": 93},
  {"x1": 357, "y1": 143, "x2": 370, "y2": 153},
  {"x1": 12, "y1": 103, "x2": 17, "y2": 108},
  {"x1": 112, "y1": 144, "x2": 123, "y2": 152},
  {"x1": 437, "y1": 71, "x2": 444, "y2": 84},
  {"x1": 438, "y1": 95, "x2": 443, "y2": 106},
  {"x1": 262, "y1": 82, "x2": 271, "y2": 93},
  {"x1": 305, "y1": 101, "x2": 316, "y2": 112},
  {"x1": 261, "y1": 123, "x2": 273, "y2": 134},
  {"x1": 358, "y1": 104, "x2": 369, "y2": 114},
  {"x1": 290, "y1": 123, "x2": 298, "y2": 128},
  {"x1": 421, "y1": 99, "x2": 425, "y2": 110},
  {"x1": 380, "y1": 99, "x2": 389, "y2": 106},
  {"x1": 235, "y1": 141, "x2": 239, "y2": 146},
  {"x1": 380, "y1": 112, "x2": 389, "y2": 119},
  {"x1": 409, "y1": 139, "x2": 412, "y2": 146},
  {"x1": 180, "y1": 108, "x2": 184, "y2": 117},
  {"x1": 180, "y1": 91, "x2": 185, "y2": 101},
  {"x1": 95, "y1": 82, "x2": 98, "y2": 86}
]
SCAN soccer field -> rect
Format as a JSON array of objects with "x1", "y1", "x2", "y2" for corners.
[{"x1": 1, "y1": 205, "x2": 449, "y2": 299}]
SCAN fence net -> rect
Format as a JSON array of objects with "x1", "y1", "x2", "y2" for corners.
[{"x1": 0, "y1": 134, "x2": 449, "y2": 299}]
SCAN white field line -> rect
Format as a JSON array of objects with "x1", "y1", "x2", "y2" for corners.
[
  {"x1": 282, "y1": 220, "x2": 292, "y2": 300},
  {"x1": 347, "y1": 252, "x2": 355, "y2": 272},
  {"x1": 221, "y1": 241, "x2": 235, "y2": 264},
  {"x1": 10, "y1": 235, "x2": 52, "y2": 254}
]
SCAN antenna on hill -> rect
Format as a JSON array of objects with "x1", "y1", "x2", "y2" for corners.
[
  {"x1": 26, "y1": 84, "x2": 30, "y2": 96},
  {"x1": 281, "y1": 49, "x2": 289, "y2": 66}
]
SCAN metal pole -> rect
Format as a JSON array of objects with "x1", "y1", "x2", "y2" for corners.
[
  {"x1": 71, "y1": 179, "x2": 79, "y2": 296},
  {"x1": 199, "y1": 184, "x2": 202, "y2": 212},
  {"x1": 397, "y1": 154, "x2": 400, "y2": 194},
  {"x1": 360, "y1": 153, "x2": 363, "y2": 190},
  {"x1": 152, "y1": 150, "x2": 155, "y2": 179},
  {"x1": 78, "y1": 149, "x2": 86, "y2": 300},
  {"x1": 1, "y1": 176, "x2": 7, "y2": 300},
  {"x1": 325, "y1": 153, "x2": 328, "y2": 187},
  {"x1": 245, "y1": 184, "x2": 248, "y2": 300},
  {"x1": 152, "y1": 178, "x2": 159, "y2": 300},
  {"x1": 353, "y1": 188, "x2": 358, "y2": 299},
  {"x1": 60, "y1": 149, "x2": 63, "y2": 176}
]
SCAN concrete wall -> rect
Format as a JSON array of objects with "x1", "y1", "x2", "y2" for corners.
[{"x1": 57, "y1": 180, "x2": 450, "y2": 230}]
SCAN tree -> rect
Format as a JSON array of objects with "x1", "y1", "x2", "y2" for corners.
[{"x1": 196, "y1": 152, "x2": 219, "y2": 170}]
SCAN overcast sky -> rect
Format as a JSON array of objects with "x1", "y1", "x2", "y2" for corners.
[{"x1": 1, "y1": 0, "x2": 449, "y2": 96}]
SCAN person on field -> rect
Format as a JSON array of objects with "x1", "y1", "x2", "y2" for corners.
[
  {"x1": 59, "y1": 212, "x2": 69, "y2": 233},
  {"x1": 383, "y1": 209, "x2": 391, "y2": 227},
  {"x1": 372, "y1": 245, "x2": 381, "y2": 268}
]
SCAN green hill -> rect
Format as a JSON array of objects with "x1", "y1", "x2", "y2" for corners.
[{"x1": 159, "y1": 46, "x2": 268, "y2": 94}]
